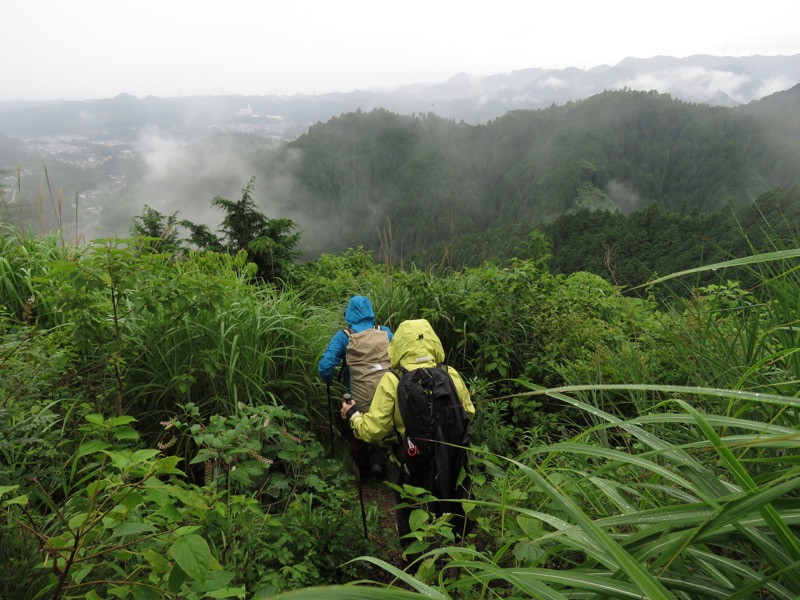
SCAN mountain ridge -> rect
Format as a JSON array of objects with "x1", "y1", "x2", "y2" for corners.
[{"x1": 1, "y1": 54, "x2": 798, "y2": 140}]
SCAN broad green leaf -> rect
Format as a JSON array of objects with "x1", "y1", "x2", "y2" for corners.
[
  {"x1": 129, "y1": 449, "x2": 160, "y2": 465},
  {"x1": 68, "y1": 512, "x2": 91, "y2": 530},
  {"x1": 405, "y1": 539, "x2": 429, "y2": 555},
  {"x1": 142, "y1": 549, "x2": 171, "y2": 571},
  {"x1": 131, "y1": 584, "x2": 162, "y2": 600},
  {"x1": 205, "y1": 588, "x2": 246, "y2": 599},
  {"x1": 114, "y1": 426, "x2": 140, "y2": 441},
  {"x1": 102, "y1": 450, "x2": 132, "y2": 470},
  {"x1": 3, "y1": 494, "x2": 28, "y2": 507},
  {"x1": 110, "y1": 415, "x2": 137, "y2": 427},
  {"x1": 189, "y1": 569, "x2": 236, "y2": 593},
  {"x1": 154, "y1": 455, "x2": 183, "y2": 474},
  {"x1": 0, "y1": 485, "x2": 19, "y2": 496},
  {"x1": 408, "y1": 509, "x2": 429, "y2": 531},
  {"x1": 514, "y1": 539, "x2": 546, "y2": 564},
  {"x1": 77, "y1": 440, "x2": 110, "y2": 458},
  {"x1": 48, "y1": 534, "x2": 70, "y2": 550},
  {"x1": 85, "y1": 413, "x2": 105, "y2": 425},
  {"x1": 86, "y1": 480, "x2": 108, "y2": 496},
  {"x1": 72, "y1": 565, "x2": 93, "y2": 585},
  {"x1": 111, "y1": 522, "x2": 157, "y2": 538},
  {"x1": 517, "y1": 514, "x2": 544, "y2": 536},
  {"x1": 157, "y1": 502, "x2": 183, "y2": 520},
  {"x1": 169, "y1": 487, "x2": 211, "y2": 509},
  {"x1": 119, "y1": 491, "x2": 145, "y2": 509},
  {"x1": 169, "y1": 534, "x2": 213, "y2": 580},
  {"x1": 174, "y1": 525, "x2": 204, "y2": 536},
  {"x1": 167, "y1": 564, "x2": 188, "y2": 593}
]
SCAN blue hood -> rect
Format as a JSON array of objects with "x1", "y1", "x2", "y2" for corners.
[{"x1": 344, "y1": 296, "x2": 376, "y2": 332}]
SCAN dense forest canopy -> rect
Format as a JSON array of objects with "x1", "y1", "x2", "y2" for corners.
[
  {"x1": 2, "y1": 86, "x2": 799, "y2": 266},
  {"x1": 275, "y1": 87, "x2": 800, "y2": 259},
  {"x1": 406, "y1": 185, "x2": 800, "y2": 291}
]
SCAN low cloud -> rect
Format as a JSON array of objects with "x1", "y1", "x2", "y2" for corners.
[
  {"x1": 605, "y1": 179, "x2": 641, "y2": 214},
  {"x1": 616, "y1": 67, "x2": 755, "y2": 104},
  {"x1": 540, "y1": 75, "x2": 569, "y2": 89},
  {"x1": 137, "y1": 127, "x2": 187, "y2": 180},
  {"x1": 755, "y1": 75, "x2": 799, "y2": 99}
]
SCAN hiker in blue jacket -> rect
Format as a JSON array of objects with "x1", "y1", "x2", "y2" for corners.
[{"x1": 318, "y1": 295, "x2": 393, "y2": 475}]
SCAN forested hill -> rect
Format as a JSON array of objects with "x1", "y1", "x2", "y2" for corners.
[{"x1": 273, "y1": 86, "x2": 800, "y2": 258}]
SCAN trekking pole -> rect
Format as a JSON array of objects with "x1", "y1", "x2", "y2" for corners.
[
  {"x1": 343, "y1": 392, "x2": 369, "y2": 540},
  {"x1": 326, "y1": 382, "x2": 335, "y2": 458}
]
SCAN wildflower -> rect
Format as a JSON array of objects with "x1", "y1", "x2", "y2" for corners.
[
  {"x1": 281, "y1": 427, "x2": 302, "y2": 444},
  {"x1": 248, "y1": 447, "x2": 274, "y2": 465},
  {"x1": 204, "y1": 460, "x2": 213, "y2": 485},
  {"x1": 157, "y1": 437, "x2": 177, "y2": 450}
]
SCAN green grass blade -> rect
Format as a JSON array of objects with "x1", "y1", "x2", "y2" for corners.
[
  {"x1": 260, "y1": 585, "x2": 434, "y2": 599},
  {"x1": 639, "y1": 248, "x2": 800, "y2": 288},
  {"x1": 503, "y1": 456, "x2": 677, "y2": 600},
  {"x1": 679, "y1": 399, "x2": 800, "y2": 589}
]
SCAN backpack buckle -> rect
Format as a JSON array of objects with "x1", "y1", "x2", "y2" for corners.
[{"x1": 406, "y1": 438, "x2": 418, "y2": 457}]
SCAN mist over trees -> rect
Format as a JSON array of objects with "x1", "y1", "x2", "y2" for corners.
[
  {"x1": 2, "y1": 82, "x2": 800, "y2": 275},
  {"x1": 105, "y1": 84, "x2": 800, "y2": 296},
  {"x1": 276, "y1": 86, "x2": 800, "y2": 259}
]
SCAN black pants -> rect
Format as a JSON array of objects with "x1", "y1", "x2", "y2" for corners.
[{"x1": 352, "y1": 438, "x2": 387, "y2": 475}]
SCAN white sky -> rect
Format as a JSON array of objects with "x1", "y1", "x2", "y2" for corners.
[{"x1": 3, "y1": 0, "x2": 799, "y2": 102}]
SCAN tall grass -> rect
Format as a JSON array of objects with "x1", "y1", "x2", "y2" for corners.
[
  {"x1": 0, "y1": 225, "x2": 75, "y2": 325},
  {"x1": 310, "y1": 386, "x2": 800, "y2": 599},
  {"x1": 277, "y1": 249, "x2": 800, "y2": 598},
  {"x1": 5, "y1": 214, "x2": 800, "y2": 597},
  {"x1": 124, "y1": 280, "x2": 326, "y2": 426}
]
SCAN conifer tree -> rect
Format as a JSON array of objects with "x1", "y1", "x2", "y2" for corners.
[{"x1": 212, "y1": 176, "x2": 301, "y2": 282}]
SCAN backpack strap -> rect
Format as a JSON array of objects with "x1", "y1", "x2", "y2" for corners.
[
  {"x1": 339, "y1": 327, "x2": 353, "y2": 376},
  {"x1": 344, "y1": 325, "x2": 381, "y2": 336},
  {"x1": 390, "y1": 365, "x2": 407, "y2": 447},
  {"x1": 389, "y1": 364, "x2": 407, "y2": 378}
]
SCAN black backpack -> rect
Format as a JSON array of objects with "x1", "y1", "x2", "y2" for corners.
[{"x1": 393, "y1": 364, "x2": 472, "y2": 513}]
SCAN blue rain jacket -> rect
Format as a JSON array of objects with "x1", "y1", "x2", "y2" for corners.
[{"x1": 317, "y1": 296, "x2": 393, "y2": 385}]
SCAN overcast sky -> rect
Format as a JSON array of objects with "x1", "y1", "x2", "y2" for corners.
[{"x1": 4, "y1": 0, "x2": 799, "y2": 102}]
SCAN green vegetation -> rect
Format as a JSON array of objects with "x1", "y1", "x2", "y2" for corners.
[
  {"x1": 3, "y1": 195, "x2": 800, "y2": 597},
  {"x1": 283, "y1": 89, "x2": 800, "y2": 259},
  {"x1": 3, "y1": 85, "x2": 800, "y2": 597}
]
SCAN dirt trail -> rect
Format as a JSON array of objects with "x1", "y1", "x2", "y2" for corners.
[{"x1": 358, "y1": 475, "x2": 404, "y2": 570}]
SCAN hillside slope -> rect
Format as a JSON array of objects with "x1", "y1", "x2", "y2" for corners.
[{"x1": 276, "y1": 88, "x2": 800, "y2": 258}]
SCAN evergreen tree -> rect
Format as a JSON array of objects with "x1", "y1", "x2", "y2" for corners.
[
  {"x1": 130, "y1": 205, "x2": 180, "y2": 252},
  {"x1": 212, "y1": 177, "x2": 302, "y2": 282}
]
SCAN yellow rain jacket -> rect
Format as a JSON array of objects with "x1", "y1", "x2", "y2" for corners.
[{"x1": 348, "y1": 319, "x2": 474, "y2": 444}]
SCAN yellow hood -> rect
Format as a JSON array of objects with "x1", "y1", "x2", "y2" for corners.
[{"x1": 387, "y1": 319, "x2": 445, "y2": 369}]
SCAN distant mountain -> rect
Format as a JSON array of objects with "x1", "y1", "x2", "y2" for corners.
[
  {"x1": 1, "y1": 54, "x2": 798, "y2": 141},
  {"x1": 2, "y1": 57, "x2": 799, "y2": 258},
  {"x1": 385, "y1": 54, "x2": 800, "y2": 120},
  {"x1": 277, "y1": 85, "x2": 800, "y2": 258}
]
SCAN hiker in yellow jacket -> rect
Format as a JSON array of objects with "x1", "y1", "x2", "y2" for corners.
[{"x1": 341, "y1": 318, "x2": 475, "y2": 552}]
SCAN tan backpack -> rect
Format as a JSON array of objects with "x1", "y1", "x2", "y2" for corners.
[{"x1": 344, "y1": 326, "x2": 391, "y2": 412}]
